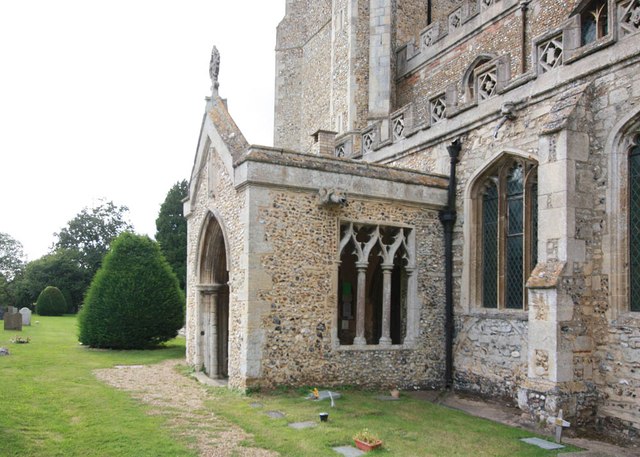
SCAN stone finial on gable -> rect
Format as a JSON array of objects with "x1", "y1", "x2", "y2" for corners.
[{"x1": 209, "y1": 45, "x2": 220, "y2": 94}]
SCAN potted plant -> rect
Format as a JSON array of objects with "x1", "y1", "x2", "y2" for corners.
[{"x1": 353, "y1": 428, "x2": 383, "y2": 452}]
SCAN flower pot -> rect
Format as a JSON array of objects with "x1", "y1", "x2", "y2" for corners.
[
  {"x1": 319, "y1": 412, "x2": 329, "y2": 422},
  {"x1": 354, "y1": 438, "x2": 383, "y2": 452}
]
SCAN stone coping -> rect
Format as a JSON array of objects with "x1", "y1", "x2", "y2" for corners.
[{"x1": 235, "y1": 146, "x2": 449, "y2": 189}]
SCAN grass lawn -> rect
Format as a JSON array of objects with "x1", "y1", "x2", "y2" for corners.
[
  {"x1": 1, "y1": 315, "x2": 579, "y2": 456},
  {"x1": 0, "y1": 315, "x2": 195, "y2": 457},
  {"x1": 207, "y1": 386, "x2": 580, "y2": 457}
]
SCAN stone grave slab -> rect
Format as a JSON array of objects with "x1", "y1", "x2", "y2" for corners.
[
  {"x1": 520, "y1": 437, "x2": 565, "y2": 450},
  {"x1": 19, "y1": 308, "x2": 32, "y2": 326},
  {"x1": 250, "y1": 402, "x2": 264, "y2": 408},
  {"x1": 376, "y1": 395, "x2": 400, "y2": 401},
  {"x1": 3, "y1": 312, "x2": 22, "y2": 331},
  {"x1": 333, "y1": 446, "x2": 365, "y2": 457},
  {"x1": 288, "y1": 421, "x2": 317, "y2": 429},
  {"x1": 266, "y1": 410, "x2": 286, "y2": 419}
]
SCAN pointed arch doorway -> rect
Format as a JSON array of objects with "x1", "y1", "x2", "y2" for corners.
[{"x1": 197, "y1": 214, "x2": 229, "y2": 379}]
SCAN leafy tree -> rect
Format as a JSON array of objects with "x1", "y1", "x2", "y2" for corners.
[
  {"x1": 78, "y1": 233, "x2": 184, "y2": 349},
  {"x1": 36, "y1": 286, "x2": 67, "y2": 316},
  {"x1": 9, "y1": 250, "x2": 89, "y2": 312},
  {"x1": 0, "y1": 273, "x2": 13, "y2": 308},
  {"x1": 0, "y1": 232, "x2": 26, "y2": 281},
  {"x1": 155, "y1": 180, "x2": 188, "y2": 291},
  {"x1": 54, "y1": 200, "x2": 133, "y2": 277}
]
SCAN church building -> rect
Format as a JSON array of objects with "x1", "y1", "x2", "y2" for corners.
[{"x1": 184, "y1": 0, "x2": 640, "y2": 440}]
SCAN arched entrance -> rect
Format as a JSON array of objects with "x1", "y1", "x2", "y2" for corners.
[{"x1": 197, "y1": 214, "x2": 229, "y2": 378}]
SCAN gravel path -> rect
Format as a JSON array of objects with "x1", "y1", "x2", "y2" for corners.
[{"x1": 94, "y1": 360, "x2": 278, "y2": 457}]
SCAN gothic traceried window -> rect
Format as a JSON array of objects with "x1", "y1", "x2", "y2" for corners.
[
  {"x1": 338, "y1": 222, "x2": 416, "y2": 345},
  {"x1": 479, "y1": 159, "x2": 538, "y2": 309},
  {"x1": 581, "y1": 0, "x2": 609, "y2": 45},
  {"x1": 629, "y1": 133, "x2": 640, "y2": 311}
]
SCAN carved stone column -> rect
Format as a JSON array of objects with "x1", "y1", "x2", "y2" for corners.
[
  {"x1": 378, "y1": 264, "x2": 394, "y2": 346},
  {"x1": 354, "y1": 261, "x2": 368, "y2": 346}
]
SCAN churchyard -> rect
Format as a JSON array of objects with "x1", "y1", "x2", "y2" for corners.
[{"x1": 0, "y1": 315, "x2": 581, "y2": 456}]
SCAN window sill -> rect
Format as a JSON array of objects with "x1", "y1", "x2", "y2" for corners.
[
  {"x1": 336, "y1": 343, "x2": 415, "y2": 351},
  {"x1": 466, "y1": 309, "x2": 528, "y2": 321},
  {"x1": 564, "y1": 34, "x2": 615, "y2": 65}
]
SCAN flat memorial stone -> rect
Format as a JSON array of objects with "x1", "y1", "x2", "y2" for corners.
[
  {"x1": 332, "y1": 446, "x2": 365, "y2": 457},
  {"x1": 266, "y1": 410, "x2": 286, "y2": 419},
  {"x1": 250, "y1": 402, "x2": 264, "y2": 408},
  {"x1": 376, "y1": 395, "x2": 400, "y2": 401},
  {"x1": 288, "y1": 421, "x2": 317, "y2": 429},
  {"x1": 520, "y1": 437, "x2": 565, "y2": 450}
]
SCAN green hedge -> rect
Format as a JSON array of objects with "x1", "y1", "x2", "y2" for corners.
[{"x1": 78, "y1": 233, "x2": 184, "y2": 349}]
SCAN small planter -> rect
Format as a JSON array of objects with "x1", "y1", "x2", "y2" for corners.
[{"x1": 354, "y1": 438, "x2": 383, "y2": 452}]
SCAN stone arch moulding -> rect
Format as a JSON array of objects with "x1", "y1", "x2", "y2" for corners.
[
  {"x1": 196, "y1": 209, "x2": 231, "y2": 285},
  {"x1": 460, "y1": 148, "x2": 539, "y2": 314},
  {"x1": 194, "y1": 209, "x2": 231, "y2": 379},
  {"x1": 605, "y1": 108, "x2": 640, "y2": 320}
]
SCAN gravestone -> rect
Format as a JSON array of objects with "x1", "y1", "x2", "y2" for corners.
[
  {"x1": 19, "y1": 308, "x2": 32, "y2": 326},
  {"x1": 4, "y1": 311, "x2": 22, "y2": 331}
]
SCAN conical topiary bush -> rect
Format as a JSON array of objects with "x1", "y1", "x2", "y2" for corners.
[{"x1": 78, "y1": 232, "x2": 184, "y2": 349}]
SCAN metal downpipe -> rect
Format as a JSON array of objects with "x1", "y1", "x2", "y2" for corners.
[{"x1": 439, "y1": 138, "x2": 461, "y2": 389}]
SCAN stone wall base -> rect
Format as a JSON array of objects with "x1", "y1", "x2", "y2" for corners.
[{"x1": 517, "y1": 383, "x2": 600, "y2": 434}]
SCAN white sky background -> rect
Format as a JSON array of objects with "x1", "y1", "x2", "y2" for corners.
[{"x1": 0, "y1": 0, "x2": 286, "y2": 261}]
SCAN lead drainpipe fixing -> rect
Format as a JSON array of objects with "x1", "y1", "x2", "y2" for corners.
[{"x1": 439, "y1": 138, "x2": 461, "y2": 389}]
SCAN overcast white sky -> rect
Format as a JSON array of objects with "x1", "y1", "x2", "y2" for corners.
[{"x1": 0, "y1": 0, "x2": 285, "y2": 261}]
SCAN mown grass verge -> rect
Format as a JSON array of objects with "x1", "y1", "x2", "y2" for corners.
[
  {"x1": 0, "y1": 315, "x2": 195, "y2": 457},
  {"x1": 205, "y1": 385, "x2": 581, "y2": 456}
]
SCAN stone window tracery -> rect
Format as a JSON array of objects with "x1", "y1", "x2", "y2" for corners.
[
  {"x1": 362, "y1": 131, "x2": 375, "y2": 154},
  {"x1": 392, "y1": 114, "x2": 405, "y2": 140},
  {"x1": 537, "y1": 35, "x2": 563, "y2": 73},
  {"x1": 338, "y1": 222, "x2": 416, "y2": 346},
  {"x1": 480, "y1": 0, "x2": 496, "y2": 11},
  {"x1": 430, "y1": 95, "x2": 447, "y2": 124},
  {"x1": 619, "y1": 0, "x2": 640, "y2": 37},
  {"x1": 477, "y1": 158, "x2": 538, "y2": 309},
  {"x1": 477, "y1": 66, "x2": 498, "y2": 100},
  {"x1": 580, "y1": 0, "x2": 609, "y2": 45},
  {"x1": 464, "y1": 56, "x2": 494, "y2": 103},
  {"x1": 449, "y1": 8, "x2": 462, "y2": 31}
]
